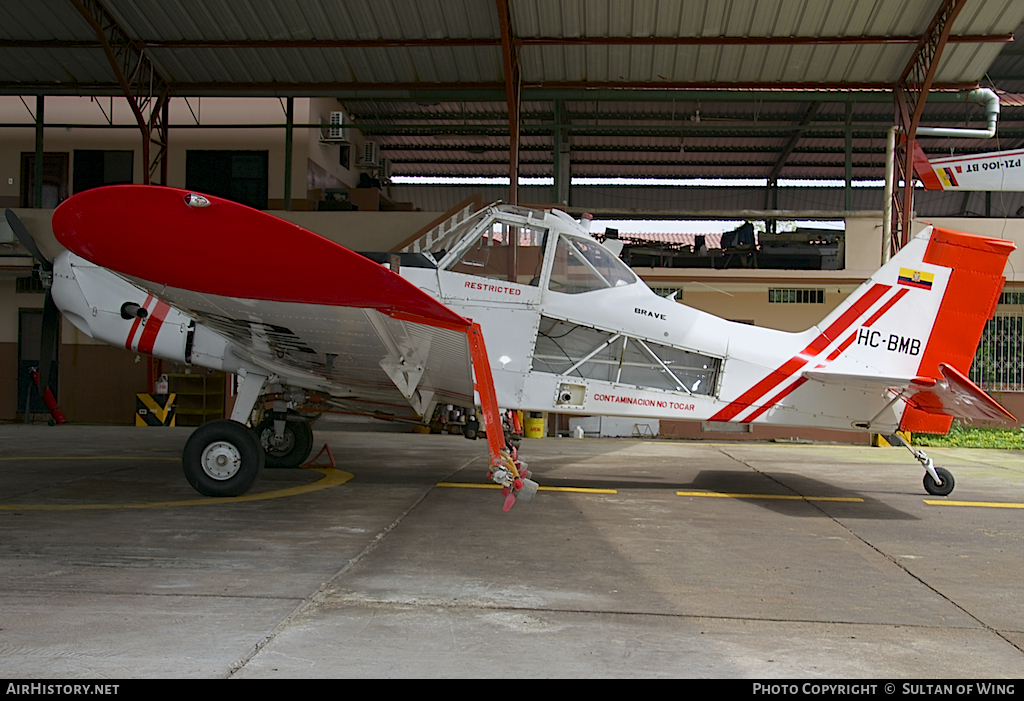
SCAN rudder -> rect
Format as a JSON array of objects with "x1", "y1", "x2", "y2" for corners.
[{"x1": 901, "y1": 227, "x2": 1014, "y2": 432}]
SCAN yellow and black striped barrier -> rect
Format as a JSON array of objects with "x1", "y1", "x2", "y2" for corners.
[{"x1": 135, "y1": 393, "x2": 176, "y2": 427}]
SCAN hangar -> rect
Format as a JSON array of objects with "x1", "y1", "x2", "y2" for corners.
[
  {"x1": 1, "y1": 0, "x2": 1023, "y2": 439},
  {"x1": 4, "y1": 0, "x2": 1024, "y2": 681}
]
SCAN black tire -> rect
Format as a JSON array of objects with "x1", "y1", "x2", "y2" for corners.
[
  {"x1": 923, "y1": 467, "x2": 955, "y2": 497},
  {"x1": 463, "y1": 420, "x2": 479, "y2": 441},
  {"x1": 254, "y1": 417, "x2": 314, "y2": 468},
  {"x1": 182, "y1": 419, "x2": 264, "y2": 497}
]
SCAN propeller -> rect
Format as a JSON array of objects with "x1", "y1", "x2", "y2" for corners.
[{"x1": 6, "y1": 209, "x2": 63, "y2": 423}]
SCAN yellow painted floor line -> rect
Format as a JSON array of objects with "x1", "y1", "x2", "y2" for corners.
[
  {"x1": 924, "y1": 499, "x2": 1024, "y2": 509},
  {"x1": 676, "y1": 491, "x2": 864, "y2": 503},
  {"x1": 0, "y1": 456, "x2": 180, "y2": 461},
  {"x1": 437, "y1": 482, "x2": 617, "y2": 494},
  {"x1": 0, "y1": 467, "x2": 353, "y2": 511}
]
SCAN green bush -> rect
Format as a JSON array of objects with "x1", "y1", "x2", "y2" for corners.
[{"x1": 912, "y1": 422, "x2": 1024, "y2": 449}]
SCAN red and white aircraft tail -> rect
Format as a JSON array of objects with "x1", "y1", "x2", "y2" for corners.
[
  {"x1": 915, "y1": 144, "x2": 1024, "y2": 191},
  {"x1": 802, "y1": 224, "x2": 1015, "y2": 433}
]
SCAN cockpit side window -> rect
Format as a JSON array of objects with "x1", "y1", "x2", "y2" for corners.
[
  {"x1": 548, "y1": 235, "x2": 636, "y2": 294},
  {"x1": 445, "y1": 220, "x2": 547, "y2": 286}
]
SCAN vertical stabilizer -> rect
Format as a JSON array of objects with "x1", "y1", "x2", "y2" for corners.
[{"x1": 806, "y1": 226, "x2": 1013, "y2": 433}]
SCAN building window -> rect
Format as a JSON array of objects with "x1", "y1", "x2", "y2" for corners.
[
  {"x1": 970, "y1": 314, "x2": 1024, "y2": 392},
  {"x1": 185, "y1": 150, "x2": 268, "y2": 210},
  {"x1": 999, "y1": 290, "x2": 1024, "y2": 306},
  {"x1": 15, "y1": 276, "x2": 44, "y2": 294},
  {"x1": 650, "y1": 288, "x2": 683, "y2": 300},
  {"x1": 768, "y1": 288, "x2": 824, "y2": 304},
  {"x1": 73, "y1": 150, "x2": 133, "y2": 193}
]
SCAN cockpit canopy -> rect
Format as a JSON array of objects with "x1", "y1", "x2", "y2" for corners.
[{"x1": 431, "y1": 205, "x2": 636, "y2": 294}]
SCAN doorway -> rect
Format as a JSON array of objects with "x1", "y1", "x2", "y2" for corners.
[
  {"x1": 21, "y1": 152, "x2": 69, "y2": 208},
  {"x1": 17, "y1": 309, "x2": 58, "y2": 415}
]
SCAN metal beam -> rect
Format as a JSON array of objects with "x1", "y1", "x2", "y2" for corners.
[
  {"x1": 892, "y1": 0, "x2": 969, "y2": 253},
  {"x1": 496, "y1": 0, "x2": 520, "y2": 208},
  {"x1": 68, "y1": 0, "x2": 171, "y2": 185},
  {"x1": 1, "y1": 33, "x2": 1008, "y2": 50},
  {"x1": 0, "y1": 83, "x2": 987, "y2": 101},
  {"x1": 496, "y1": 0, "x2": 519, "y2": 280},
  {"x1": 768, "y1": 102, "x2": 821, "y2": 181}
]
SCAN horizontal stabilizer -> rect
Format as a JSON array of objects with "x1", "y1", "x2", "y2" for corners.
[
  {"x1": 805, "y1": 365, "x2": 1016, "y2": 424},
  {"x1": 904, "y1": 363, "x2": 1017, "y2": 423}
]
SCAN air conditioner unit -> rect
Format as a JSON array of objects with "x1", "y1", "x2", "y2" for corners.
[
  {"x1": 361, "y1": 141, "x2": 380, "y2": 167},
  {"x1": 320, "y1": 111, "x2": 349, "y2": 143}
]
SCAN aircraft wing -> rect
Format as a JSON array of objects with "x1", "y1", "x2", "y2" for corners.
[
  {"x1": 804, "y1": 364, "x2": 1016, "y2": 424},
  {"x1": 51, "y1": 185, "x2": 476, "y2": 422}
]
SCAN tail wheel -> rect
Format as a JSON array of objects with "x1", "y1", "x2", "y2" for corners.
[
  {"x1": 923, "y1": 467, "x2": 955, "y2": 497},
  {"x1": 183, "y1": 419, "x2": 264, "y2": 497},
  {"x1": 255, "y1": 417, "x2": 314, "y2": 468}
]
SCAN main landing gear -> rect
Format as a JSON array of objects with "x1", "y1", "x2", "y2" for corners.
[
  {"x1": 181, "y1": 372, "x2": 319, "y2": 497},
  {"x1": 254, "y1": 415, "x2": 314, "y2": 468},
  {"x1": 884, "y1": 433, "x2": 955, "y2": 497},
  {"x1": 182, "y1": 419, "x2": 265, "y2": 497}
]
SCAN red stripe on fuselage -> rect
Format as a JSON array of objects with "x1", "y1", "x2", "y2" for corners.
[
  {"x1": 742, "y1": 377, "x2": 810, "y2": 423},
  {"x1": 136, "y1": 300, "x2": 171, "y2": 355},
  {"x1": 825, "y1": 332, "x2": 858, "y2": 362},
  {"x1": 125, "y1": 293, "x2": 153, "y2": 350},
  {"x1": 863, "y1": 288, "x2": 908, "y2": 328},
  {"x1": 710, "y1": 284, "x2": 889, "y2": 422}
]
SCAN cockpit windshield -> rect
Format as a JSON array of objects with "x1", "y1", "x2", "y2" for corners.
[{"x1": 548, "y1": 234, "x2": 636, "y2": 294}]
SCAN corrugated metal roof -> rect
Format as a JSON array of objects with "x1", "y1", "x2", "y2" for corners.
[{"x1": 2, "y1": 0, "x2": 1024, "y2": 185}]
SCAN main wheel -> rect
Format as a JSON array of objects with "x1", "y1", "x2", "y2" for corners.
[
  {"x1": 923, "y1": 467, "x2": 955, "y2": 497},
  {"x1": 182, "y1": 419, "x2": 265, "y2": 497},
  {"x1": 254, "y1": 417, "x2": 314, "y2": 468}
]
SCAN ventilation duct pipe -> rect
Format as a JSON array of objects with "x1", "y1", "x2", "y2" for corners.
[
  {"x1": 881, "y1": 89, "x2": 1000, "y2": 264},
  {"x1": 916, "y1": 88, "x2": 1000, "y2": 139}
]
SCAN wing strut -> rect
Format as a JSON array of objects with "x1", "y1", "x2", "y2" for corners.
[
  {"x1": 467, "y1": 323, "x2": 537, "y2": 511},
  {"x1": 389, "y1": 312, "x2": 537, "y2": 511}
]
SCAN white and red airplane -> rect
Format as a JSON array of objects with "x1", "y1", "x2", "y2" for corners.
[
  {"x1": 914, "y1": 144, "x2": 1024, "y2": 192},
  {"x1": 7, "y1": 185, "x2": 1016, "y2": 509}
]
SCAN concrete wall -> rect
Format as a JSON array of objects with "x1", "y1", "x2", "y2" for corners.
[{"x1": 0, "y1": 96, "x2": 323, "y2": 208}]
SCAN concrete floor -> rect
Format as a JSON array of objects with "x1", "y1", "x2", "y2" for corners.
[{"x1": 1, "y1": 423, "x2": 1023, "y2": 678}]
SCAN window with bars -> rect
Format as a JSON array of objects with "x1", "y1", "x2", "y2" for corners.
[
  {"x1": 999, "y1": 291, "x2": 1024, "y2": 306},
  {"x1": 768, "y1": 288, "x2": 824, "y2": 304},
  {"x1": 970, "y1": 314, "x2": 1024, "y2": 392}
]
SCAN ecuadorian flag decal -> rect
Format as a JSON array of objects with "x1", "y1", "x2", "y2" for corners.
[
  {"x1": 898, "y1": 267, "x2": 934, "y2": 290},
  {"x1": 937, "y1": 167, "x2": 959, "y2": 188}
]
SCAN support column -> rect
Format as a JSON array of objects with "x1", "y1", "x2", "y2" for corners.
[
  {"x1": 845, "y1": 99, "x2": 853, "y2": 212},
  {"x1": 33, "y1": 96, "x2": 43, "y2": 208},
  {"x1": 284, "y1": 97, "x2": 294, "y2": 211},
  {"x1": 891, "y1": 0, "x2": 968, "y2": 252},
  {"x1": 497, "y1": 0, "x2": 520, "y2": 281},
  {"x1": 552, "y1": 100, "x2": 570, "y2": 206}
]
